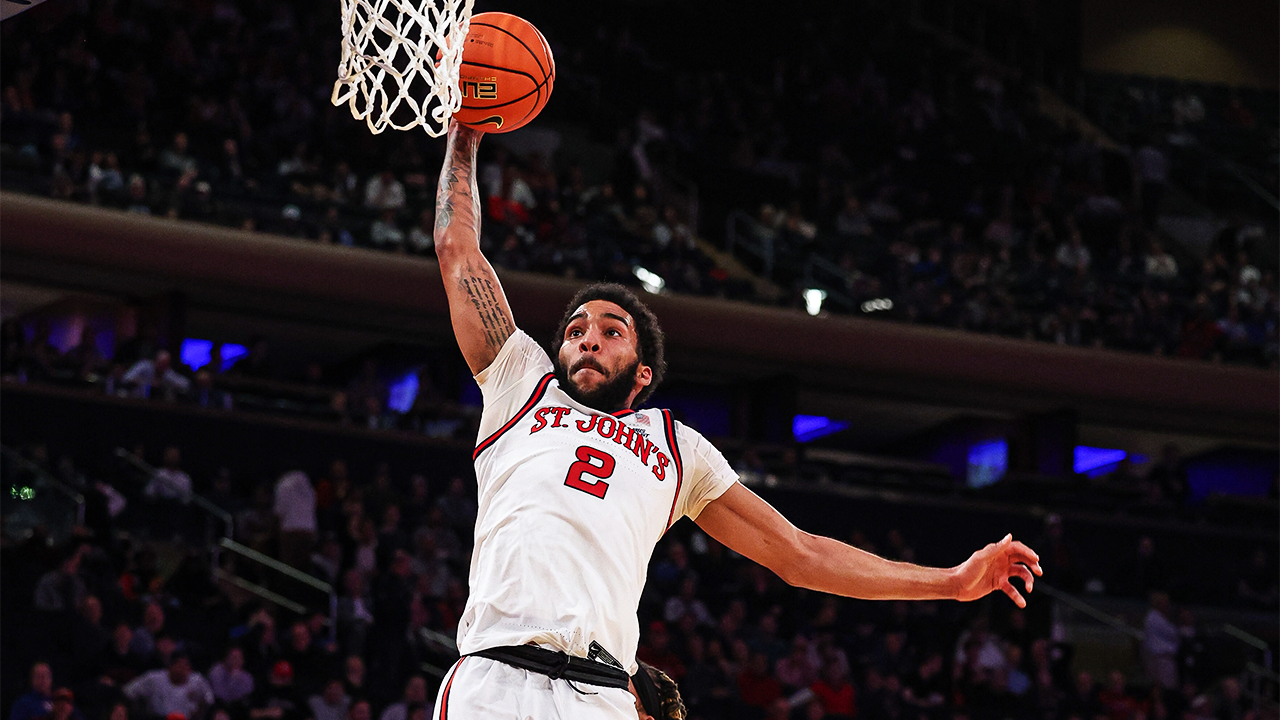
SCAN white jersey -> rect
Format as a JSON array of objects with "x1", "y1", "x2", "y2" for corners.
[{"x1": 457, "y1": 330, "x2": 738, "y2": 672}]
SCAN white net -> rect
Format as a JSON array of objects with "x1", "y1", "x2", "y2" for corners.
[{"x1": 330, "y1": 0, "x2": 475, "y2": 136}]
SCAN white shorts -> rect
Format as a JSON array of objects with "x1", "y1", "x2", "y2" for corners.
[{"x1": 433, "y1": 655, "x2": 636, "y2": 720}]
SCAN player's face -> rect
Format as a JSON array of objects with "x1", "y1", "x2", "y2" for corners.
[{"x1": 557, "y1": 300, "x2": 652, "y2": 411}]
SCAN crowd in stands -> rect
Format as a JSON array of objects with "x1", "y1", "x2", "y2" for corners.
[
  {"x1": 3, "y1": 436, "x2": 1275, "y2": 720},
  {"x1": 0, "y1": 321, "x2": 475, "y2": 440},
  {"x1": 599, "y1": 12, "x2": 1278, "y2": 367},
  {"x1": 2, "y1": 1, "x2": 1275, "y2": 369}
]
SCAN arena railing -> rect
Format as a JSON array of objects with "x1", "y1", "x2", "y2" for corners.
[
  {"x1": 113, "y1": 447, "x2": 235, "y2": 542},
  {"x1": 217, "y1": 536, "x2": 338, "y2": 642},
  {"x1": 725, "y1": 209, "x2": 775, "y2": 279},
  {"x1": 416, "y1": 627, "x2": 460, "y2": 679}
]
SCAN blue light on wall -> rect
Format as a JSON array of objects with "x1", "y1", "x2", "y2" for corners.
[
  {"x1": 967, "y1": 439, "x2": 1008, "y2": 488},
  {"x1": 1074, "y1": 446, "x2": 1129, "y2": 476},
  {"x1": 792, "y1": 414, "x2": 851, "y2": 443},
  {"x1": 180, "y1": 339, "x2": 214, "y2": 371},
  {"x1": 220, "y1": 343, "x2": 248, "y2": 372},
  {"x1": 387, "y1": 368, "x2": 421, "y2": 413}
]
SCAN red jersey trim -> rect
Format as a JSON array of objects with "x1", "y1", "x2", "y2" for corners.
[{"x1": 473, "y1": 372, "x2": 556, "y2": 461}]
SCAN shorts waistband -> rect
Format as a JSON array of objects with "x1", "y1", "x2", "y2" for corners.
[{"x1": 469, "y1": 645, "x2": 630, "y2": 689}]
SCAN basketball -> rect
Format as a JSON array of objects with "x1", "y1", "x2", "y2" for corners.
[{"x1": 453, "y1": 12, "x2": 555, "y2": 134}]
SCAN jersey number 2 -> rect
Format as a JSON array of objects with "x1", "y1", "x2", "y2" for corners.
[{"x1": 564, "y1": 446, "x2": 615, "y2": 499}]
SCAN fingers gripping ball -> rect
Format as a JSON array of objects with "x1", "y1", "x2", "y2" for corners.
[{"x1": 454, "y1": 13, "x2": 555, "y2": 133}]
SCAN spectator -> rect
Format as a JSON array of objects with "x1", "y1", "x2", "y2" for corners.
[
  {"x1": 363, "y1": 171, "x2": 406, "y2": 211},
  {"x1": 274, "y1": 468, "x2": 317, "y2": 570},
  {"x1": 1237, "y1": 547, "x2": 1279, "y2": 609},
  {"x1": 810, "y1": 661, "x2": 856, "y2": 718},
  {"x1": 637, "y1": 621, "x2": 686, "y2": 682},
  {"x1": 663, "y1": 574, "x2": 714, "y2": 628},
  {"x1": 406, "y1": 209, "x2": 434, "y2": 254},
  {"x1": 369, "y1": 209, "x2": 406, "y2": 250},
  {"x1": 341, "y1": 657, "x2": 367, "y2": 700},
  {"x1": 775, "y1": 635, "x2": 820, "y2": 693},
  {"x1": 208, "y1": 647, "x2": 254, "y2": 707},
  {"x1": 104, "y1": 623, "x2": 147, "y2": 685},
  {"x1": 337, "y1": 570, "x2": 375, "y2": 656},
  {"x1": 49, "y1": 689, "x2": 86, "y2": 720},
  {"x1": 377, "y1": 677, "x2": 427, "y2": 720},
  {"x1": 281, "y1": 622, "x2": 328, "y2": 695},
  {"x1": 1143, "y1": 592, "x2": 1180, "y2": 690},
  {"x1": 1144, "y1": 240, "x2": 1179, "y2": 283},
  {"x1": 88, "y1": 152, "x2": 125, "y2": 204},
  {"x1": 249, "y1": 662, "x2": 304, "y2": 720},
  {"x1": 10, "y1": 662, "x2": 55, "y2": 720},
  {"x1": 432, "y1": 477, "x2": 476, "y2": 534},
  {"x1": 1054, "y1": 229, "x2": 1091, "y2": 274},
  {"x1": 130, "y1": 602, "x2": 167, "y2": 658},
  {"x1": 122, "y1": 350, "x2": 191, "y2": 400},
  {"x1": 318, "y1": 207, "x2": 357, "y2": 247},
  {"x1": 346, "y1": 360, "x2": 388, "y2": 417},
  {"x1": 736, "y1": 651, "x2": 782, "y2": 712},
  {"x1": 308, "y1": 679, "x2": 350, "y2": 720},
  {"x1": 124, "y1": 175, "x2": 152, "y2": 215},
  {"x1": 122, "y1": 653, "x2": 213, "y2": 720},
  {"x1": 346, "y1": 700, "x2": 371, "y2": 720},
  {"x1": 158, "y1": 133, "x2": 198, "y2": 176},
  {"x1": 33, "y1": 544, "x2": 86, "y2": 612},
  {"x1": 146, "y1": 447, "x2": 193, "y2": 503}
]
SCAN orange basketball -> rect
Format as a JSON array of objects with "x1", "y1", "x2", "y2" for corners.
[{"x1": 453, "y1": 12, "x2": 555, "y2": 134}]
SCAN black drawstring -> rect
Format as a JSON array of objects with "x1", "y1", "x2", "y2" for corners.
[{"x1": 546, "y1": 652, "x2": 571, "y2": 680}]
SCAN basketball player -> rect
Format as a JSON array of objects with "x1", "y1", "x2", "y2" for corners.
[{"x1": 430, "y1": 123, "x2": 1042, "y2": 720}]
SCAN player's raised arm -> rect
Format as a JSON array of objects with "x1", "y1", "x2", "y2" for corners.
[
  {"x1": 433, "y1": 123, "x2": 517, "y2": 375},
  {"x1": 695, "y1": 483, "x2": 1043, "y2": 607}
]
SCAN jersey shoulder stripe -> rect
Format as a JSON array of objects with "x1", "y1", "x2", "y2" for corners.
[
  {"x1": 661, "y1": 408, "x2": 684, "y2": 532},
  {"x1": 473, "y1": 372, "x2": 555, "y2": 461}
]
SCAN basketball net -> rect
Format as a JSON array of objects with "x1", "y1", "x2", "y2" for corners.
[{"x1": 331, "y1": 0, "x2": 475, "y2": 136}]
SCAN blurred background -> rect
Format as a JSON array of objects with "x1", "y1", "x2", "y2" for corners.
[{"x1": 1, "y1": 0, "x2": 1276, "y2": 719}]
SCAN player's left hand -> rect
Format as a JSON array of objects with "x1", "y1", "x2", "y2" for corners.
[{"x1": 952, "y1": 534, "x2": 1043, "y2": 608}]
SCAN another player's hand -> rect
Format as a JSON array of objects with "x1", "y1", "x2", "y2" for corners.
[{"x1": 951, "y1": 534, "x2": 1042, "y2": 608}]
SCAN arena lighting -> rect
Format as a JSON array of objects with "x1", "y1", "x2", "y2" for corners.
[
  {"x1": 387, "y1": 367, "x2": 421, "y2": 413},
  {"x1": 1071, "y1": 446, "x2": 1150, "y2": 477},
  {"x1": 219, "y1": 343, "x2": 249, "y2": 372},
  {"x1": 967, "y1": 439, "x2": 1008, "y2": 488},
  {"x1": 803, "y1": 288, "x2": 827, "y2": 316},
  {"x1": 861, "y1": 298, "x2": 894, "y2": 313},
  {"x1": 180, "y1": 339, "x2": 213, "y2": 371},
  {"x1": 792, "y1": 414, "x2": 850, "y2": 442},
  {"x1": 632, "y1": 266, "x2": 665, "y2": 294},
  {"x1": 182, "y1": 339, "x2": 249, "y2": 371}
]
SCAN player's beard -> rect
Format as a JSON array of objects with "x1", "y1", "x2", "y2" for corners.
[{"x1": 555, "y1": 357, "x2": 640, "y2": 413}]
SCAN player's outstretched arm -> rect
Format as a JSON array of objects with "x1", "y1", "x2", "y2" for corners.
[
  {"x1": 434, "y1": 123, "x2": 517, "y2": 375},
  {"x1": 695, "y1": 483, "x2": 1043, "y2": 607}
]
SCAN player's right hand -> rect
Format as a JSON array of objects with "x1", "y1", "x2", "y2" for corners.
[{"x1": 951, "y1": 534, "x2": 1043, "y2": 607}]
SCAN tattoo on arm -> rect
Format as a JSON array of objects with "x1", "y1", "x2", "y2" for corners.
[
  {"x1": 457, "y1": 263, "x2": 514, "y2": 351},
  {"x1": 435, "y1": 131, "x2": 481, "y2": 233}
]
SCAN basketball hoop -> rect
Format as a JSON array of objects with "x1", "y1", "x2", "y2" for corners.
[{"x1": 330, "y1": 0, "x2": 475, "y2": 136}]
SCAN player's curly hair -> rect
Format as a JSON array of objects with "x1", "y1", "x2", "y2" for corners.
[
  {"x1": 553, "y1": 282, "x2": 666, "y2": 407},
  {"x1": 639, "y1": 661, "x2": 686, "y2": 720}
]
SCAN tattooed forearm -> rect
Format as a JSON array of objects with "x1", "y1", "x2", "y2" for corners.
[
  {"x1": 435, "y1": 128, "x2": 482, "y2": 234},
  {"x1": 458, "y1": 266, "x2": 514, "y2": 351},
  {"x1": 433, "y1": 126, "x2": 516, "y2": 371}
]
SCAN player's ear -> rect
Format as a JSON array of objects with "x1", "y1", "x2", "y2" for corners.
[{"x1": 635, "y1": 363, "x2": 653, "y2": 388}]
